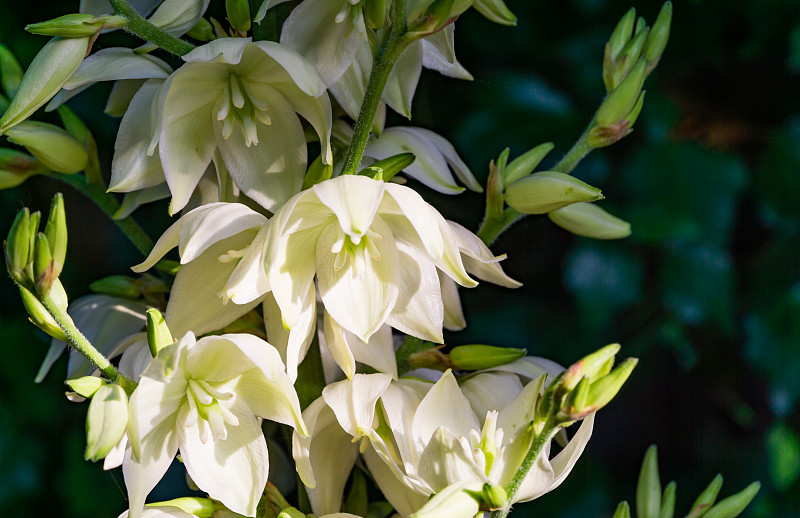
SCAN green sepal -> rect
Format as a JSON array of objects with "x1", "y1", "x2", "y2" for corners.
[
  {"x1": 358, "y1": 152, "x2": 415, "y2": 182},
  {"x1": 66, "y1": 376, "x2": 105, "y2": 398},
  {"x1": 0, "y1": 45, "x2": 23, "y2": 98},
  {"x1": 44, "y1": 193, "x2": 67, "y2": 278},
  {"x1": 502, "y1": 142, "x2": 554, "y2": 186},
  {"x1": 146, "y1": 308, "x2": 174, "y2": 357},
  {"x1": 636, "y1": 445, "x2": 662, "y2": 518},
  {"x1": 687, "y1": 474, "x2": 723, "y2": 518},
  {"x1": 226, "y1": 0, "x2": 252, "y2": 33},
  {"x1": 302, "y1": 154, "x2": 334, "y2": 189},
  {"x1": 702, "y1": 482, "x2": 760, "y2": 518},
  {"x1": 448, "y1": 344, "x2": 526, "y2": 370}
]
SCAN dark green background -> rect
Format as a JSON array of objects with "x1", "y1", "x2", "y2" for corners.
[{"x1": 2, "y1": 0, "x2": 800, "y2": 516}]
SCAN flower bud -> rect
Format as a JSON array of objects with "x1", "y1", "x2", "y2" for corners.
[
  {"x1": 277, "y1": 508, "x2": 305, "y2": 518},
  {"x1": 548, "y1": 202, "x2": 632, "y2": 240},
  {"x1": 186, "y1": 18, "x2": 215, "y2": 41},
  {"x1": 26, "y1": 14, "x2": 126, "y2": 38},
  {"x1": 147, "y1": 308, "x2": 174, "y2": 357},
  {"x1": 33, "y1": 232, "x2": 56, "y2": 294},
  {"x1": 302, "y1": 154, "x2": 334, "y2": 190},
  {"x1": 596, "y1": 57, "x2": 647, "y2": 127},
  {"x1": 585, "y1": 357, "x2": 638, "y2": 411},
  {"x1": 702, "y1": 482, "x2": 760, "y2": 518},
  {"x1": 0, "y1": 45, "x2": 23, "y2": 97},
  {"x1": 360, "y1": 152, "x2": 416, "y2": 181},
  {"x1": 568, "y1": 343, "x2": 620, "y2": 387},
  {"x1": 687, "y1": 474, "x2": 723, "y2": 518},
  {"x1": 481, "y1": 483, "x2": 508, "y2": 509},
  {"x1": 473, "y1": 0, "x2": 517, "y2": 26},
  {"x1": 644, "y1": 2, "x2": 672, "y2": 75},
  {"x1": 44, "y1": 193, "x2": 67, "y2": 279},
  {"x1": 66, "y1": 375, "x2": 105, "y2": 398},
  {"x1": 365, "y1": 0, "x2": 388, "y2": 29},
  {"x1": 19, "y1": 285, "x2": 68, "y2": 341},
  {"x1": 5, "y1": 207, "x2": 32, "y2": 286},
  {"x1": 0, "y1": 148, "x2": 48, "y2": 189},
  {"x1": 505, "y1": 171, "x2": 603, "y2": 215},
  {"x1": 148, "y1": 497, "x2": 215, "y2": 518},
  {"x1": 409, "y1": 481, "x2": 483, "y2": 518},
  {"x1": 225, "y1": 0, "x2": 251, "y2": 33},
  {"x1": 637, "y1": 445, "x2": 662, "y2": 518},
  {"x1": 614, "y1": 501, "x2": 632, "y2": 518},
  {"x1": 89, "y1": 275, "x2": 142, "y2": 299},
  {"x1": 606, "y1": 28, "x2": 648, "y2": 91},
  {"x1": 661, "y1": 481, "x2": 677, "y2": 518},
  {"x1": 502, "y1": 142, "x2": 554, "y2": 186},
  {"x1": 449, "y1": 344, "x2": 526, "y2": 370},
  {"x1": 0, "y1": 37, "x2": 90, "y2": 134},
  {"x1": 5, "y1": 121, "x2": 88, "y2": 174},
  {"x1": 608, "y1": 8, "x2": 636, "y2": 60},
  {"x1": 85, "y1": 382, "x2": 129, "y2": 462}
]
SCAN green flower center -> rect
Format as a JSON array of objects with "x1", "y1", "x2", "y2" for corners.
[
  {"x1": 186, "y1": 378, "x2": 239, "y2": 442},
  {"x1": 330, "y1": 227, "x2": 383, "y2": 275}
]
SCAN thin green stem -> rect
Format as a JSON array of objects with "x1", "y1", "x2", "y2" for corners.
[
  {"x1": 46, "y1": 172, "x2": 153, "y2": 257},
  {"x1": 477, "y1": 207, "x2": 524, "y2": 246},
  {"x1": 41, "y1": 294, "x2": 138, "y2": 394},
  {"x1": 110, "y1": 0, "x2": 196, "y2": 56},
  {"x1": 340, "y1": 0, "x2": 409, "y2": 175},
  {"x1": 552, "y1": 127, "x2": 593, "y2": 174}
]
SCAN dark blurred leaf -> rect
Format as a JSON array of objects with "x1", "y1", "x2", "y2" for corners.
[
  {"x1": 755, "y1": 119, "x2": 800, "y2": 231},
  {"x1": 766, "y1": 423, "x2": 800, "y2": 492}
]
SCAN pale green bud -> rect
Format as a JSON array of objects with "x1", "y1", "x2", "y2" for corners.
[
  {"x1": 5, "y1": 207, "x2": 32, "y2": 285},
  {"x1": 26, "y1": 211, "x2": 41, "y2": 281},
  {"x1": 660, "y1": 481, "x2": 677, "y2": 518},
  {"x1": 614, "y1": 501, "x2": 632, "y2": 518},
  {"x1": 147, "y1": 308, "x2": 174, "y2": 357},
  {"x1": 66, "y1": 376, "x2": 105, "y2": 398},
  {"x1": 644, "y1": 2, "x2": 672, "y2": 75},
  {"x1": 585, "y1": 357, "x2": 637, "y2": 411},
  {"x1": 359, "y1": 152, "x2": 416, "y2": 182},
  {"x1": 502, "y1": 142, "x2": 554, "y2": 186},
  {"x1": 608, "y1": 8, "x2": 636, "y2": 59},
  {"x1": 33, "y1": 232, "x2": 55, "y2": 294},
  {"x1": 610, "y1": 29, "x2": 648, "y2": 90},
  {"x1": 0, "y1": 148, "x2": 48, "y2": 189},
  {"x1": 26, "y1": 14, "x2": 126, "y2": 38},
  {"x1": 0, "y1": 45, "x2": 24, "y2": 98},
  {"x1": 85, "y1": 382, "x2": 128, "y2": 462},
  {"x1": 409, "y1": 0, "x2": 471, "y2": 37},
  {"x1": 548, "y1": 202, "x2": 632, "y2": 240},
  {"x1": 702, "y1": 482, "x2": 760, "y2": 518},
  {"x1": 597, "y1": 57, "x2": 647, "y2": 127},
  {"x1": 0, "y1": 37, "x2": 90, "y2": 134},
  {"x1": 302, "y1": 154, "x2": 334, "y2": 190},
  {"x1": 277, "y1": 508, "x2": 305, "y2": 518},
  {"x1": 637, "y1": 445, "x2": 662, "y2": 518},
  {"x1": 57, "y1": 105, "x2": 90, "y2": 144},
  {"x1": 505, "y1": 171, "x2": 603, "y2": 215},
  {"x1": 365, "y1": 0, "x2": 388, "y2": 29},
  {"x1": 186, "y1": 18, "x2": 215, "y2": 41},
  {"x1": 148, "y1": 498, "x2": 215, "y2": 518},
  {"x1": 5, "y1": 121, "x2": 88, "y2": 174},
  {"x1": 481, "y1": 483, "x2": 508, "y2": 509},
  {"x1": 44, "y1": 193, "x2": 67, "y2": 279},
  {"x1": 687, "y1": 474, "x2": 723, "y2": 518},
  {"x1": 89, "y1": 274, "x2": 142, "y2": 299},
  {"x1": 19, "y1": 285, "x2": 68, "y2": 341},
  {"x1": 634, "y1": 16, "x2": 648, "y2": 36},
  {"x1": 561, "y1": 344, "x2": 620, "y2": 391},
  {"x1": 449, "y1": 344, "x2": 526, "y2": 370},
  {"x1": 226, "y1": 0, "x2": 251, "y2": 33},
  {"x1": 473, "y1": 0, "x2": 517, "y2": 26},
  {"x1": 560, "y1": 376, "x2": 590, "y2": 420}
]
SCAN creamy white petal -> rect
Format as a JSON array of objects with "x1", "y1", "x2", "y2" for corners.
[
  {"x1": 148, "y1": 0, "x2": 210, "y2": 35},
  {"x1": 252, "y1": 41, "x2": 329, "y2": 97},
  {"x1": 178, "y1": 202, "x2": 267, "y2": 263},
  {"x1": 447, "y1": 221, "x2": 521, "y2": 288},
  {"x1": 363, "y1": 447, "x2": 429, "y2": 517},
  {"x1": 106, "y1": 79, "x2": 147, "y2": 117},
  {"x1": 460, "y1": 372, "x2": 524, "y2": 422},
  {"x1": 114, "y1": 183, "x2": 171, "y2": 220},
  {"x1": 417, "y1": 427, "x2": 488, "y2": 491},
  {"x1": 347, "y1": 323, "x2": 397, "y2": 378},
  {"x1": 439, "y1": 272, "x2": 466, "y2": 331},
  {"x1": 412, "y1": 371, "x2": 480, "y2": 444},
  {"x1": 421, "y1": 28, "x2": 473, "y2": 81},
  {"x1": 328, "y1": 43, "x2": 371, "y2": 121},
  {"x1": 227, "y1": 224, "x2": 271, "y2": 304},
  {"x1": 263, "y1": 286, "x2": 316, "y2": 383},
  {"x1": 122, "y1": 427, "x2": 179, "y2": 518},
  {"x1": 313, "y1": 175, "x2": 385, "y2": 239},
  {"x1": 182, "y1": 37, "x2": 250, "y2": 65},
  {"x1": 323, "y1": 373, "x2": 392, "y2": 437},
  {"x1": 323, "y1": 310, "x2": 357, "y2": 379},
  {"x1": 63, "y1": 48, "x2": 171, "y2": 91},
  {"x1": 384, "y1": 41, "x2": 423, "y2": 119},
  {"x1": 414, "y1": 128, "x2": 480, "y2": 191},
  {"x1": 271, "y1": 81, "x2": 333, "y2": 164}
]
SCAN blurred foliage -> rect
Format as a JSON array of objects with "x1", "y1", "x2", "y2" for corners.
[{"x1": 2, "y1": 0, "x2": 800, "y2": 517}]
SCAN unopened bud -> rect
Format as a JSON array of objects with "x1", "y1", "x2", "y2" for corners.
[
  {"x1": 33, "y1": 232, "x2": 55, "y2": 294},
  {"x1": 505, "y1": 171, "x2": 603, "y2": 214},
  {"x1": 607, "y1": 28, "x2": 648, "y2": 90},
  {"x1": 225, "y1": 0, "x2": 251, "y2": 33},
  {"x1": 702, "y1": 482, "x2": 760, "y2": 518},
  {"x1": 359, "y1": 152, "x2": 416, "y2": 182},
  {"x1": 365, "y1": 0, "x2": 388, "y2": 29},
  {"x1": 614, "y1": 501, "x2": 632, "y2": 518},
  {"x1": 502, "y1": 142, "x2": 554, "y2": 186},
  {"x1": 586, "y1": 357, "x2": 637, "y2": 411},
  {"x1": 660, "y1": 481, "x2": 677, "y2": 518},
  {"x1": 0, "y1": 37, "x2": 90, "y2": 134},
  {"x1": 148, "y1": 497, "x2": 215, "y2": 518},
  {"x1": 44, "y1": 193, "x2": 67, "y2": 278},
  {"x1": 560, "y1": 376, "x2": 591, "y2": 420},
  {"x1": 85, "y1": 382, "x2": 128, "y2": 462},
  {"x1": 687, "y1": 474, "x2": 723, "y2": 518},
  {"x1": 644, "y1": 2, "x2": 672, "y2": 75},
  {"x1": 570, "y1": 343, "x2": 620, "y2": 387},
  {"x1": 89, "y1": 275, "x2": 142, "y2": 299},
  {"x1": 5, "y1": 121, "x2": 88, "y2": 174},
  {"x1": 637, "y1": 445, "x2": 662, "y2": 518},
  {"x1": 186, "y1": 18, "x2": 215, "y2": 41},
  {"x1": 481, "y1": 483, "x2": 508, "y2": 509},
  {"x1": 19, "y1": 285, "x2": 68, "y2": 341},
  {"x1": 5, "y1": 207, "x2": 32, "y2": 285},
  {"x1": 409, "y1": 481, "x2": 483, "y2": 518},
  {"x1": 147, "y1": 308, "x2": 174, "y2": 357},
  {"x1": 473, "y1": 0, "x2": 517, "y2": 26},
  {"x1": 26, "y1": 14, "x2": 126, "y2": 38},
  {"x1": 608, "y1": 8, "x2": 636, "y2": 59},
  {"x1": 302, "y1": 154, "x2": 334, "y2": 190},
  {"x1": 449, "y1": 344, "x2": 526, "y2": 371},
  {"x1": 597, "y1": 57, "x2": 646, "y2": 127},
  {"x1": 0, "y1": 149, "x2": 48, "y2": 189},
  {"x1": 277, "y1": 508, "x2": 306, "y2": 518},
  {"x1": 0, "y1": 45, "x2": 23, "y2": 98},
  {"x1": 66, "y1": 376, "x2": 105, "y2": 398},
  {"x1": 548, "y1": 202, "x2": 632, "y2": 240}
]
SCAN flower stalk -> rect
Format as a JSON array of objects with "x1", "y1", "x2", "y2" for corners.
[{"x1": 109, "y1": 0, "x2": 196, "y2": 56}]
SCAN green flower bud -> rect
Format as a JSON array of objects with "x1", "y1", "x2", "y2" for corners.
[
  {"x1": 660, "y1": 481, "x2": 677, "y2": 518},
  {"x1": 302, "y1": 154, "x2": 334, "y2": 190},
  {"x1": 644, "y1": 2, "x2": 672, "y2": 75},
  {"x1": 473, "y1": 0, "x2": 517, "y2": 26},
  {"x1": 359, "y1": 152, "x2": 416, "y2": 182},
  {"x1": 0, "y1": 45, "x2": 24, "y2": 98},
  {"x1": 19, "y1": 285, "x2": 68, "y2": 341},
  {"x1": 26, "y1": 14, "x2": 126, "y2": 38},
  {"x1": 0, "y1": 148, "x2": 48, "y2": 189},
  {"x1": 566, "y1": 343, "x2": 620, "y2": 388},
  {"x1": 226, "y1": 0, "x2": 251, "y2": 33},
  {"x1": 26, "y1": 211, "x2": 41, "y2": 280},
  {"x1": 634, "y1": 16, "x2": 648, "y2": 36},
  {"x1": 57, "y1": 105, "x2": 90, "y2": 144},
  {"x1": 277, "y1": 508, "x2": 306, "y2": 518},
  {"x1": 44, "y1": 193, "x2": 67, "y2": 279},
  {"x1": 33, "y1": 232, "x2": 55, "y2": 294},
  {"x1": 66, "y1": 376, "x2": 105, "y2": 398},
  {"x1": 614, "y1": 501, "x2": 632, "y2": 518},
  {"x1": 687, "y1": 474, "x2": 723, "y2": 518},
  {"x1": 505, "y1": 171, "x2": 603, "y2": 215},
  {"x1": 85, "y1": 382, "x2": 128, "y2": 462},
  {"x1": 701, "y1": 482, "x2": 760, "y2": 518},
  {"x1": 5, "y1": 121, "x2": 88, "y2": 174},
  {"x1": 637, "y1": 445, "x2": 662, "y2": 518},
  {"x1": 608, "y1": 8, "x2": 636, "y2": 59},
  {"x1": 147, "y1": 308, "x2": 174, "y2": 357},
  {"x1": 148, "y1": 498, "x2": 215, "y2": 518},
  {"x1": 89, "y1": 275, "x2": 142, "y2": 299},
  {"x1": 365, "y1": 0, "x2": 388, "y2": 29},
  {"x1": 560, "y1": 376, "x2": 591, "y2": 420},
  {"x1": 0, "y1": 37, "x2": 90, "y2": 134},
  {"x1": 5, "y1": 207, "x2": 32, "y2": 285},
  {"x1": 597, "y1": 57, "x2": 647, "y2": 127},
  {"x1": 449, "y1": 344, "x2": 526, "y2": 370},
  {"x1": 502, "y1": 142, "x2": 554, "y2": 186},
  {"x1": 586, "y1": 357, "x2": 638, "y2": 411},
  {"x1": 186, "y1": 18, "x2": 215, "y2": 41},
  {"x1": 481, "y1": 483, "x2": 508, "y2": 509},
  {"x1": 548, "y1": 202, "x2": 632, "y2": 240}
]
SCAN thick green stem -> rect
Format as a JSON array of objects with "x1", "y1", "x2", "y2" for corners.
[
  {"x1": 340, "y1": 0, "x2": 409, "y2": 175},
  {"x1": 41, "y1": 293, "x2": 138, "y2": 394},
  {"x1": 477, "y1": 207, "x2": 524, "y2": 246},
  {"x1": 110, "y1": 0, "x2": 196, "y2": 56},
  {"x1": 47, "y1": 172, "x2": 153, "y2": 257},
  {"x1": 490, "y1": 418, "x2": 560, "y2": 518}
]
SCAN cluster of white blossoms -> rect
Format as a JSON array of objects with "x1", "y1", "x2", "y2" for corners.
[{"x1": 0, "y1": 0, "x2": 669, "y2": 517}]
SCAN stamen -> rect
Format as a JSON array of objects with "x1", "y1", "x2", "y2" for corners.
[
  {"x1": 216, "y1": 83, "x2": 231, "y2": 121},
  {"x1": 241, "y1": 112, "x2": 259, "y2": 147},
  {"x1": 334, "y1": 2, "x2": 349, "y2": 23},
  {"x1": 229, "y1": 76, "x2": 245, "y2": 109},
  {"x1": 221, "y1": 117, "x2": 234, "y2": 140}
]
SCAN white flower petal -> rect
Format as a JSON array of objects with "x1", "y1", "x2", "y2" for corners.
[
  {"x1": 322, "y1": 310, "x2": 357, "y2": 380},
  {"x1": 122, "y1": 428, "x2": 179, "y2": 518},
  {"x1": 421, "y1": 26, "x2": 473, "y2": 81},
  {"x1": 263, "y1": 286, "x2": 316, "y2": 383},
  {"x1": 106, "y1": 78, "x2": 147, "y2": 117},
  {"x1": 439, "y1": 271, "x2": 466, "y2": 331},
  {"x1": 271, "y1": 82, "x2": 333, "y2": 164},
  {"x1": 148, "y1": 0, "x2": 210, "y2": 35},
  {"x1": 328, "y1": 43, "x2": 371, "y2": 121},
  {"x1": 114, "y1": 183, "x2": 171, "y2": 220},
  {"x1": 252, "y1": 41, "x2": 329, "y2": 97},
  {"x1": 182, "y1": 37, "x2": 250, "y2": 65},
  {"x1": 447, "y1": 221, "x2": 521, "y2": 288},
  {"x1": 460, "y1": 372, "x2": 524, "y2": 422},
  {"x1": 322, "y1": 373, "x2": 393, "y2": 437},
  {"x1": 313, "y1": 175, "x2": 385, "y2": 239},
  {"x1": 63, "y1": 48, "x2": 171, "y2": 92},
  {"x1": 177, "y1": 202, "x2": 267, "y2": 263},
  {"x1": 418, "y1": 427, "x2": 488, "y2": 491},
  {"x1": 384, "y1": 41, "x2": 423, "y2": 119},
  {"x1": 347, "y1": 323, "x2": 397, "y2": 378},
  {"x1": 227, "y1": 224, "x2": 271, "y2": 304},
  {"x1": 363, "y1": 447, "x2": 429, "y2": 516},
  {"x1": 412, "y1": 371, "x2": 479, "y2": 445}
]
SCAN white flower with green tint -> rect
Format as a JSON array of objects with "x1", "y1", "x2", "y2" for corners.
[{"x1": 124, "y1": 331, "x2": 307, "y2": 518}]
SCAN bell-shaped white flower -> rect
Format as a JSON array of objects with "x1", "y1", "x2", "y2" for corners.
[{"x1": 124, "y1": 331, "x2": 307, "y2": 518}]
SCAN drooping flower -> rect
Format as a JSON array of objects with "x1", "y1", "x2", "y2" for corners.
[{"x1": 124, "y1": 331, "x2": 307, "y2": 518}]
